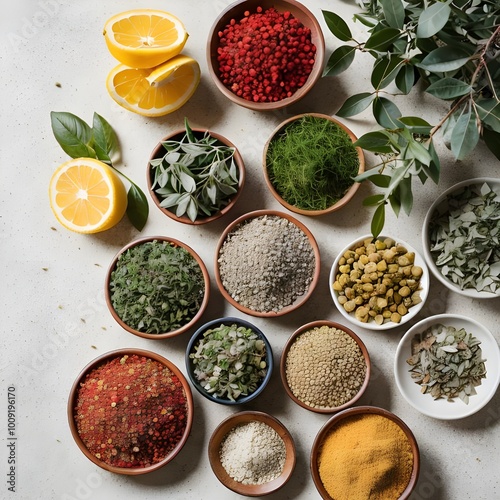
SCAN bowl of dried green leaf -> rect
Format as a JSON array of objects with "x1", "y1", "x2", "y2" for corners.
[
  {"x1": 105, "y1": 236, "x2": 210, "y2": 339},
  {"x1": 394, "y1": 314, "x2": 500, "y2": 420},
  {"x1": 147, "y1": 118, "x2": 245, "y2": 225},
  {"x1": 422, "y1": 177, "x2": 500, "y2": 298}
]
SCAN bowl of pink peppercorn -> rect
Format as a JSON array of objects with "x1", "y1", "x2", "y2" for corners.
[{"x1": 207, "y1": 0, "x2": 325, "y2": 111}]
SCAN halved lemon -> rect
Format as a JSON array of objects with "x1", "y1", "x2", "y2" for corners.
[
  {"x1": 103, "y1": 9, "x2": 188, "y2": 69},
  {"x1": 106, "y1": 54, "x2": 201, "y2": 117},
  {"x1": 49, "y1": 158, "x2": 127, "y2": 234}
]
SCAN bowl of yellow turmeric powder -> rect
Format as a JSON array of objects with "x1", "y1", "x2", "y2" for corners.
[{"x1": 310, "y1": 406, "x2": 420, "y2": 500}]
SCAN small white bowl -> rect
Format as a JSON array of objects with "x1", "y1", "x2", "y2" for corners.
[
  {"x1": 394, "y1": 314, "x2": 500, "y2": 420},
  {"x1": 422, "y1": 177, "x2": 500, "y2": 299},
  {"x1": 329, "y1": 235, "x2": 429, "y2": 331}
]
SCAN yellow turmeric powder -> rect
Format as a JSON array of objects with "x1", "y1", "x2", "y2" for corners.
[{"x1": 317, "y1": 413, "x2": 414, "y2": 500}]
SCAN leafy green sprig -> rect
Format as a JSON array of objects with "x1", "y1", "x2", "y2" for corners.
[
  {"x1": 322, "y1": 0, "x2": 500, "y2": 236},
  {"x1": 50, "y1": 111, "x2": 148, "y2": 231}
]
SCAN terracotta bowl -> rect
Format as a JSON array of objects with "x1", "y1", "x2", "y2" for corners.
[
  {"x1": 206, "y1": 0, "x2": 325, "y2": 111},
  {"x1": 147, "y1": 128, "x2": 246, "y2": 225},
  {"x1": 185, "y1": 316, "x2": 274, "y2": 405},
  {"x1": 105, "y1": 236, "x2": 210, "y2": 339},
  {"x1": 280, "y1": 320, "x2": 370, "y2": 413},
  {"x1": 263, "y1": 113, "x2": 365, "y2": 216},
  {"x1": 310, "y1": 406, "x2": 420, "y2": 500},
  {"x1": 214, "y1": 209, "x2": 321, "y2": 317},
  {"x1": 68, "y1": 348, "x2": 194, "y2": 475},
  {"x1": 208, "y1": 411, "x2": 296, "y2": 496}
]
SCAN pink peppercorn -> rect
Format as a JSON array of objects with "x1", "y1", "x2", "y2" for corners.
[{"x1": 217, "y1": 6, "x2": 316, "y2": 103}]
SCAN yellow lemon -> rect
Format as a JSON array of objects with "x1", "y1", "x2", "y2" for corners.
[
  {"x1": 103, "y1": 9, "x2": 188, "y2": 69},
  {"x1": 49, "y1": 158, "x2": 127, "y2": 234},
  {"x1": 106, "y1": 54, "x2": 201, "y2": 117}
]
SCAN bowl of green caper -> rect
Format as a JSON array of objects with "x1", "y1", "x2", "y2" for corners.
[{"x1": 329, "y1": 235, "x2": 429, "y2": 331}]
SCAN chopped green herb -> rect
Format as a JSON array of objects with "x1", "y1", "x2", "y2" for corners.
[
  {"x1": 109, "y1": 240, "x2": 205, "y2": 334},
  {"x1": 189, "y1": 323, "x2": 267, "y2": 401}
]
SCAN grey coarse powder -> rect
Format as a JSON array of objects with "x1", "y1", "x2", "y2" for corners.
[
  {"x1": 217, "y1": 215, "x2": 316, "y2": 312},
  {"x1": 219, "y1": 421, "x2": 286, "y2": 485}
]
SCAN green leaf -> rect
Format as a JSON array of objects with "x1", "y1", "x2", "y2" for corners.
[
  {"x1": 363, "y1": 194, "x2": 385, "y2": 206},
  {"x1": 380, "y1": 0, "x2": 405, "y2": 29},
  {"x1": 323, "y1": 45, "x2": 356, "y2": 77},
  {"x1": 371, "y1": 203, "x2": 386, "y2": 238},
  {"x1": 389, "y1": 187, "x2": 401, "y2": 217},
  {"x1": 398, "y1": 116, "x2": 433, "y2": 134},
  {"x1": 371, "y1": 56, "x2": 403, "y2": 89},
  {"x1": 322, "y1": 10, "x2": 352, "y2": 41},
  {"x1": 92, "y1": 113, "x2": 120, "y2": 164},
  {"x1": 482, "y1": 127, "x2": 500, "y2": 161},
  {"x1": 398, "y1": 175, "x2": 413, "y2": 216},
  {"x1": 353, "y1": 13, "x2": 378, "y2": 28},
  {"x1": 368, "y1": 174, "x2": 391, "y2": 188},
  {"x1": 406, "y1": 138, "x2": 433, "y2": 165},
  {"x1": 364, "y1": 28, "x2": 401, "y2": 52},
  {"x1": 395, "y1": 64, "x2": 415, "y2": 94},
  {"x1": 373, "y1": 97, "x2": 402, "y2": 129},
  {"x1": 416, "y1": 2, "x2": 451, "y2": 38},
  {"x1": 417, "y1": 46, "x2": 471, "y2": 73},
  {"x1": 426, "y1": 77, "x2": 472, "y2": 99},
  {"x1": 184, "y1": 117, "x2": 196, "y2": 142},
  {"x1": 337, "y1": 92, "x2": 375, "y2": 117},
  {"x1": 126, "y1": 184, "x2": 149, "y2": 231},
  {"x1": 353, "y1": 131, "x2": 394, "y2": 153},
  {"x1": 475, "y1": 99, "x2": 500, "y2": 133},
  {"x1": 50, "y1": 111, "x2": 96, "y2": 159},
  {"x1": 450, "y1": 108, "x2": 480, "y2": 160}
]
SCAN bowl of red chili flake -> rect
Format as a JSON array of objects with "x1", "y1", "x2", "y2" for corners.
[
  {"x1": 68, "y1": 349, "x2": 193, "y2": 475},
  {"x1": 207, "y1": 0, "x2": 325, "y2": 110}
]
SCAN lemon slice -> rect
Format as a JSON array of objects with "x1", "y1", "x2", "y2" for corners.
[
  {"x1": 106, "y1": 55, "x2": 201, "y2": 117},
  {"x1": 49, "y1": 158, "x2": 127, "y2": 233},
  {"x1": 103, "y1": 9, "x2": 188, "y2": 69}
]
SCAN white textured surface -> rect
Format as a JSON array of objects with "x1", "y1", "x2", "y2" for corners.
[{"x1": 1, "y1": 1, "x2": 499, "y2": 499}]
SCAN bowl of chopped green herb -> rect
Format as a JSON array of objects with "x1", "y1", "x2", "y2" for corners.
[
  {"x1": 105, "y1": 236, "x2": 210, "y2": 339},
  {"x1": 147, "y1": 118, "x2": 245, "y2": 225},
  {"x1": 422, "y1": 177, "x2": 500, "y2": 298},
  {"x1": 394, "y1": 314, "x2": 500, "y2": 420},
  {"x1": 185, "y1": 317, "x2": 273, "y2": 405},
  {"x1": 263, "y1": 113, "x2": 365, "y2": 215}
]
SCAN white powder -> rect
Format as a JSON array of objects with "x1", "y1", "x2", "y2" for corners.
[{"x1": 219, "y1": 421, "x2": 286, "y2": 485}]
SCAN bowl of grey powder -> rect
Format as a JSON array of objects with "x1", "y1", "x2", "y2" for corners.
[
  {"x1": 280, "y1": 320, "x2": 370, "y2": 413},
  {"x1": 215, "y1": 210, "x2": 320, "y2": 317},
  {"x1": 208, "y1": 410, "x2": 296, "y2": 496}
]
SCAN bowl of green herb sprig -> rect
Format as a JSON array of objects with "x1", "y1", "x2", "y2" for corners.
[
  {"x1": 105, "y1": 236, "x2": 210, "y2": 339},
  {"x1": 186, "y1": 317, "x2": 273, "y2": 405},
  {"x1": 263, "y1": 113, "x2": 365, "y2": 216}
]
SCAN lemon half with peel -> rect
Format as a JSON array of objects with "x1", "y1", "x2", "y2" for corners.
[
  {"x1": 106, "y1": 55, "x2": 201, "y2": 117},
  {"x1": 103, "y1": 9, "x2": 188, "y2": 69},
  {"x1": 49, "y1": 158, "x2": 127, "y2": 234}
]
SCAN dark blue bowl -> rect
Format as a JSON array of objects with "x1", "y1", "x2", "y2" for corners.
[{"x1": 185, "y1": 317, "x2": 273, "y2": 405}]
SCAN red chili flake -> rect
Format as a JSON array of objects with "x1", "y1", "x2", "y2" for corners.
[
  {"x1": 216, "y1": 6, "x2": 316, "y2": 103},
  {"x1": 74, "y1": 354, "x2": 188, "y2": 468}
]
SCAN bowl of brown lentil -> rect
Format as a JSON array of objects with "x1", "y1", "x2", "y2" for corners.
[
  {"x1": 215, "y1": 209, "x2": 320, "y2": 317},
  {"x1": 208, "y1": 410, "x2": 296, "y2": 496},
  {"x1": 68, "y1": 348, "x2": 194, "y2": 475},
  {"x1": 329, "y1": 235, "x2": 429, "y2": 331},
  {"x1": 207, "y1": 0, "x2": 325, "y2": 111},
  {"x1": 105, "y1": 236, "x2": 210, "y2": 339},
  {"x1": 310, "y1": 406, "x2": 420, "y2": 500},
  {"x1": 280, "y1": 320, "x2": 370, "y2": 413}
]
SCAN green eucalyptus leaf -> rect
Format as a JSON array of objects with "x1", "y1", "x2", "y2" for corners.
[
  {"x1": 426, "y1": 77, "x2": 472, "y2": 99},
  {"x1": 395, "y1": 64, "x2": 415, "y2": 94},
  {"x1": 322, "y1": 10, "x2": 352, "y2": 41},
  {"x1": 371, "y1": 203, "x2": 386, "y2": 238},
  {"x1": 186, "y1": 198, "x2": 198, "y2": 222},
  {"x1": 398, "y1": 175, "x2": 413, "y2": 215},
  {"x1": 127, "y1": 183, "x2": 149, "y2": 232},
  {"x1": 379, "y1": 0, "x2": 405, "y2": 29},
  {"x1": 407, "y1": 138, "x2": 433, "y2": 165},
  {"x1": 398, "y1": 116, "x2": 433, "y2": 134},
  {"x1": 336, "y1": 92, "x2": 375, "y2": 117},
  {"x1": 389, "y1": 187, "x2": 401, "y2": 217},
  {"x1": 353, "y1": 13, "x2": 378, "y2": 28},
  {"x1": 451, "y1": 108, "x2": 480, "y2": 160},
  {"x1": 179, "y1": 171, "x2": 197, "y2": 193},
  {"x1": 363, "y1": 194, "x2": 386, "y2": 206},
  {"x1": 159, "y1": 193, "x2": 183, "y2": 208},
  {"x1": 353, "y1": 131, "x2": 394, "y2": 153},
  {"x1": 92, "y1": 112, "x2": 120, "y2": 164},
  {"x1": 50, "y1": 111, "x2": 96, "y2": 159},
  {"x1": 416, "y1": 2, "x2": 451, "y2": 38},
  {"x1": 371, "y1": 56, "x2": 403, "y2": 89},
  {"x1": 364, "y1": 27, "x2": 401, "y2": 52},
  {"x1": 427, "y1": 140, "x2": 441, "y2": 184},
  {"x1": 323, "y1": 45, "x2": 356, "y2": 77},
  {"x1": 373, "y1": 97, "x2": 402, "y2": 129},
  {"x1": 369, "y1": 174, "x2": 392, "y2": 188},
  {"x1": 184, "y1": 117, "x2": 196, "y2": 142},
  {"x1": 482, "y1": 127, "x2": 500, "y2": 161},
  {"x1": 417, "y1": 46, "x2": 471, "y2": 73},
  {"x1": 476, "y1": 99, "x2": 500, "y2": 133}
]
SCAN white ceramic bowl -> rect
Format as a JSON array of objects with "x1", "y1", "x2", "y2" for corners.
[
  {"x1": 394, "y1": 314, "x2": 500, "y2": 420},
  {"x1": 329, "y1": 235, "x2": 429, "y2": 331},
  {"x1": 422, "y1": 177, "x2": 500, "y2": 299}
]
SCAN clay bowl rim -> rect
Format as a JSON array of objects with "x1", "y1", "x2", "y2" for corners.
[
  {"x1": 208, "y1": 410, "x2": 297, "y2": 496},
  {"x1": 185, "y1": 316, "x2": 274, "y2": 405},
  {"x1": 263, "y1": 113, "x2": 366, "y2": 216},
  {"x1": 206, "y1": 0, "x2": 326, "y2": 111},
  {"x1": 147, "y1": 128, "x2": 246, "y2": 225},
  {"x1": 67, "y1": 348, "x2": 194, "y2": 476},
  {"x1": 310, "y1": 405, "x2": 420, "y2": 500},
  {"x1": 104, "y1": 235, "x2": 210, "y2": 339},
  {"x1": 214, "y1": 209, "x2": 321, "y2": 317},
  {"x1": 280, "y1": 320, "x2": 371, "y2": 414}
]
